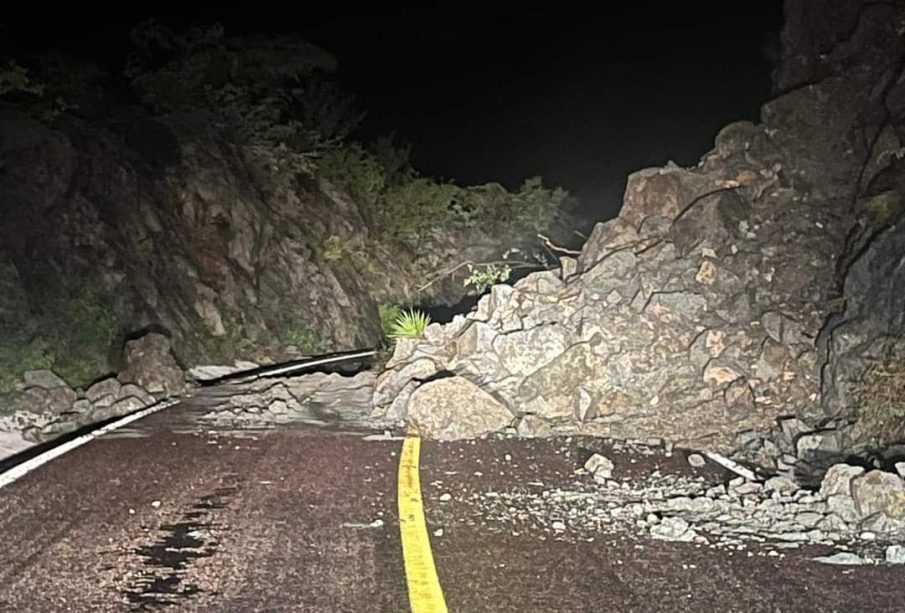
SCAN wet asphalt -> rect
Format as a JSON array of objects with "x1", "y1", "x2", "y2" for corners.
[{"x1": 1, "y1": 399, "x2": 903, "y2": 612}]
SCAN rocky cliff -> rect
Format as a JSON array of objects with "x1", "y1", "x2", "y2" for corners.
[
  {"x1": 0, "y1": 27, "x2": 565, "y2": 389},
  {"x1": 0, "y1": 29, "x2": 566, "y2": 446},
  {"x1": 375, "y1": 0, "x2": 905, "y2": 454}
]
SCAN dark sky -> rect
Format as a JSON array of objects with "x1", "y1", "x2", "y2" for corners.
[{"x1": 2, "y1": 3, "x2": 783, "y2": 222}]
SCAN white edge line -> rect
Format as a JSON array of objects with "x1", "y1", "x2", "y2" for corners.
[
  {"x1": 249, "y1": 350, "x2": 378, "y2": 379},
  {"x1": 0, "y1": 398, "x2": 181, "y2": 491}
]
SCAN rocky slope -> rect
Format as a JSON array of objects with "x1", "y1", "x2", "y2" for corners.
[
  {"x1": 0, "y1": 110, "x2": 507, "y2": 367},
  {"x1": 374, "y1": 0, "x2": 905, "y2": 454},
  {"x1": 0, "y1": 30, "x2": 566, "y2": 447}
]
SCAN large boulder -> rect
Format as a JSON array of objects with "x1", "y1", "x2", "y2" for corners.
[
  {"x1": 118, "y1": 333, "x2": 186, "y2": 397},
  {"x1": 405, "y1": 377, "x2": 514, "y2": 441}
]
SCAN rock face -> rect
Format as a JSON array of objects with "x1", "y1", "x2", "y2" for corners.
[
  {"x1": 374, "y1": 0, "x2": 905, "y2": 447},
  {"x1": 118, "y1": 333, "x2": 186, "y2": 397},
  {"x1": 0, "y1": 111, "x2": 506, "y2": 380}
]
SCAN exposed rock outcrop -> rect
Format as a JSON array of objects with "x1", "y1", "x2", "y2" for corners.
[{"x1": 0, "y1": 113, "x2": 503, "y2": 372}]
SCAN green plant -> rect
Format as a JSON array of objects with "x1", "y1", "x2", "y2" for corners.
[
  {"x1": 858, "y1": 346, "x2": 905, "y2": 445},
  {"x1": 0, "y1": 281, "x2": 118, "y2": 393},
  {"x1": 316, "y1": 144, "x2": 568, "y2": 248},
  {"x1": 372, "y1": 133, "x2": 414, "y2": 185},
  {"x1": 0, "y1": 336, "x2": 54, "y2": 397},
  {"x1": 864, "y1": 192, "x2": 903, "y2": 225},
  {"x1": 126, "y1": 21, "x2": 362, "y2": 155},
  {"x1": 387, "y1": 308, "x2": 431, "y2": 340},
  {"x1": 378, "y1": 304, "x2": 403, "y2": 338},
  {"x1": 277, "y1": 315, "x2": 330, "y2": 354},
  {"x1": 47, "y1": 284, "x2": 119, "y2": 386},
  {"x1": 316, "y1": 143, "x2": 386, "y2": 209},
  {"x1": 0, "y1": 60, "x2": 44, "y2": 97},
  {"x1": 464, "y1": 263, "x2": 511, "y2": 294},
  {"x1": 321, "y1": 235, "x2": 349, "y2": 261}
]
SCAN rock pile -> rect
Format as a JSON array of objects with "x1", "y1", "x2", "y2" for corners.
[
  {"x1": 373, "y1": 0, "x2": 905, "y2": 452},
  {"x1": 195, "y1": 371, "x2": 377, "y2": 428},
  {"x1": 449, "y1": 438, "x2": 905, "y2": 565},
  {"x1": 0, "y1": 370, "x2": 159, "y2": 448}
]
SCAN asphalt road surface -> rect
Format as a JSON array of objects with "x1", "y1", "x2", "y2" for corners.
[{"x1": 1, "y1": 400, "x2": 903, "y2": 612}]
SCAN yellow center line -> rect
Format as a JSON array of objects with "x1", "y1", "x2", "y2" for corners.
[{"x1": 397, "y1": 434, "x2": 448, "y2": 613}]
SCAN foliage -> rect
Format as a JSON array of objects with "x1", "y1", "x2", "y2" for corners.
[
  {"x1": 387, "y1": 308, "x2": 431, "y2": 340},
  {"x1": 316, "y1": 140, "x2": 568, "y2": 246},
  {"x1": 464, "y1": 263, "x2": 511, "y2": 294},
  {"x1": 192, "y1": 318, "x2": 252, "y2": 365},
  {"x1": 378, "y1": 304, "x2": 403, "y2": 338},
  {"x1": 316, "y1": 143, "x2": 387, "y2": 209},
  {"x1": 0, "y1": 337, "x2": 54, "y2": 396},
  {"x1": 372, "y1": 133, "x2": 415, "y2": 185},
  {"x1": 0, "y1": 56, "x2": 108, "y2": 121},
  {"x1": 276, "y1": 314, "x2": 330, "y2": 355},
  {"x1": 858, "y1": 345, "x2": 905, "y2": 445},
  {"x1": 0, "y1": 282, "x2": 118, "y2": 393},
  {"x1": 321, "y1": 235, "x2": 350, "y2": 261},
  {"x1": 125, "y1": 21, "x2": 363, "y2": 159},
  {"x1": 864, "y1": 192, "x2": 902, "y2": 225},
  {"x1": 48, "y1": 284, "x2": 119, "y2": 386},
  {"x1": 0, "y1": 60, "x2": 44, "y2": 97}
]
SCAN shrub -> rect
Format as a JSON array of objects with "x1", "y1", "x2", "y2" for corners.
[
  {"x1": 276, "y1": 315, "x2": 330, "y2": 355},
  {"x1": 378, "y1": 304, "x2": 403, "y2": 338},
  {"x1": 0, "y1": 337, "x2": 54, "y2": 397},
  {"x1": 464, "y1": 263, "x2": 511, "y2": 294},
  {"x1": 321, "y1": 235, "x2": 349, "y2": 261},
  {"x1": 0, "y1": 282, "x2": 118, "y2": 393},
  {"x1": 316, "y1": 142, "x2": 568, "y2": 247},
  {"x1": 0, "y1": 60, "x2": 44, "y2": 97},
  {"x1": 858, "y1": 345, "x2": 905, "y2": 445},
  {"x1": 387, "y1": 308, "x2": 431, "y2": 340},
  {"x1": 126, "y1": 21, "x2": 363, "y2": 156}
]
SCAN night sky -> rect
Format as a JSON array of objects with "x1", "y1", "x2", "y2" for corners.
[{"x1": 2, "y1": 2, "x2": 783, "y2": 222}]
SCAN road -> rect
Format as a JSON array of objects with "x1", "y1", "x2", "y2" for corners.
[{"x1": 0, "y1": 398, "x2": 903, "y2": 612}]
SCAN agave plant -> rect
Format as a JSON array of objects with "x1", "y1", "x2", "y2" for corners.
[{"x1": 388, "y1": 308, "x2": 431, "y2": 339}]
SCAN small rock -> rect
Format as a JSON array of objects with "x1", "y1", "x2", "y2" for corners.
[
  {"x1": 687, "y1": 453, "x2": 706, "y2": 468},
  {"x1": 150, "y1": 500, "x2": 161, "y2": 508},
  {"x1": 851, "y1": 470, "x2": 905, "y2": 519},
  {"x1": 439, "y1": 493, "x2": 452, "y2": 502},
  {"x1": 820, "y1": 464, "x2": 865, "y2": 498},
  {"x1": 730, "y1": 481, "x2": 763, "y2": 496},
  {"x1": 778, "y1": 417, "x2": 811, "y2": 443},
  {"x1": 119, "y1": 384, "x2": 155, "y2": 405},
  {"x1": 795, "y1": 512, "x2": 825, "y2": 529},
  {"x1": 107, "y1": 396, "x2": 148, "y2": 418},
  {"x1": 812, "y1": 552, "x2": 865, "y2": 565},
  {"x1": 885, "y1": 545, "x2": 905, "y2": 564},
  {"x1": 796, "y1": 430, "x2": 844, "y2": 462},
  {"x1": 584, "y1": 453, "x2": 615, "y2": 481},
  {"x1": 895, "y1": 462, "x2": 905, "y2": 479},
  {"x1": 859, "y1": 531, "x2": 876, "y2": 541},
  {"x1": 433, "y1": 528, "x2": 444, "y2": 537},
  {"x1": 70, "y1": 399, "x2": 92, "y2": 414},
  {"x1": 23, "y1": 370, "x2": 69, "y2": 390},
  {"x1": 651, "y1": 517, "x2": 695, "y2": 542},
  {"x1": 552, "y1": 521, "x2": 566, "y2": 531},
  {"x1": 86, "y1": 377, "x2": 122, "y2": 403},
  {"x1": 764, "y1": 476, "x2": 798, "y2": 495}
]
